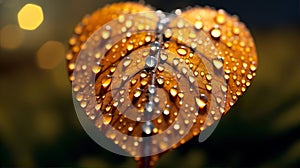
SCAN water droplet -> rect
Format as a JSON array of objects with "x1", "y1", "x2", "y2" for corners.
[
  {"x1": 215, "y1": 12, "x2": 226, "y2": 24},
  {"x1": 128, "y1": 126, "x2": 133, "y2": 132},
  {"x1": 80, "y1": 101, "x2": 87, "y2": 108},
  {"x1": 125, "y1": 20, "x2": 133, "y2": 28},
  {"x1": 103, "y1": 113, "x2": 112, "y2": 125},
  {"x1": 194, "y1": 21, "x2": 203, "y2": 30},
  {"x1": 247, "y1": 74, "x2": 253, "y2": 80},
  {"x1": 92, "y1": 66, "x2": 101, "y2": 74},
  {"x1": 163, "y1": 108, "x2": 170, "y2": 115},
  {"x1": 173, "y1": 58, "x2": 179, "y2": 66},
  {"x1": 206, "y1": 84, "x2": 212, "y2": 91},
  {"x1": 133, "y1": 89, "x2": 142, "y2": 98},
  {"x1": 206, "y1": 74, "x2": 212, "y2": 81},
  {"x1": 148, "y1": 85, "x2": 156, "y2": 94},
  {"x1": 182, "y1": 67, "x2": 188, "y2": 74},
  {"x1": 221, "y1": 85, "x2": 227, "y2": 92},
  {"x1": 213, "y1": 58, "x2": 224, "y2": 70},
  {"x1": 189, "y1": 76, "x2": 195, "y2": 83},
  {"x1": 177, "y1": 20, "x2": 184, "y2": 28},
  {"x1": 232, "y1": 26, "x2": 240, "y2": 35},
  {"x1": 123, "y1": 59, "x2": 132, "y2": 67},
  {"x1": 142, "y1": 121, "x2": 154, "y2": 134},
  {"x1": 157, "y1": 65, "x2": 164, "y2": 72},
  {"x1": 102, "y1": 77, "x2": 112, "y2": 89},
  {"x1": 174, "y1": 124, "x2": 180, "y2": 130},
  {"x1": 195, "y1": 94, "x2": 207, "y2": 109},
  {"x1": 140, "y1": 72, "x2": 147, "y2": 78},
  {"x1": 127, "y1": 43, "x2": 134, "y2": 51},
  {"x1": 150, "y1": 42, "x2": 160, "y2": 52},
  {"x1": 177, "y1": 47, "x2": 187, "y2": 56},
  {"x1": 250, "y1": 64, "x2": 257, "y2": 72},
  {"x1": 164, "y1": 29, "x2": 172, "y2": 38},
  {"x1": 170, "y1": 88, "x2": 178, "y2": 97},
  {"x1": 210, "y1": 27, "x2": 221, "y2": 39},
  {"x1": 145, "y1": 101, "x2": 154, "y2": 112},
  {"x1": 76, "y1": 93, "x2": 83, "y2": 101},
  {"x1": 160, "y1": 53, "x2": 168, "y2": 61},
  {"x1": 157, "y1": 77, "x2": 164, "y2": 85},
  {"x1": 101, "y1": 27, "x2": 111, "y2": 40},
  {"x1": 131, "y1": 79, "x2": 137, "y2": 85},
  {"x1": 145, "y1": 56, "x2": 157, "y2": 69},
  {"x1": 145, "y1": 35, "x2": 152, "y2": 43},
  {"x1": 141, "y1": 79, "x2": 148, "y2": 86}
]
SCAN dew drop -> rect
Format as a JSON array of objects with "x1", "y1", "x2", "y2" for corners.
[
  {"x1": 170, "y1": 88, "x2": 178, "y2": 97},
  {"x1": 173, "y1": 58, "x2": 179, "y2": 66},
  {"x1": 148, "y1": 85, "x2": 156, "y2": 94},
  {"x1": 177, "y1": 47, "x2": 187, "y2": 56},
  {"x1": 221, "y1": 85, "x2": 228, "y2": 92},
  {"x1": 145, "y1": 56, "x2": 157, "y2": 69},
  {"x1": 145, "y1": 101, "x2": 154, "y2": 112},
  {"x1": 164, "y1": 29, "x2": 172, "y2": 38},
  {"x1": 92, "y1": 66, "x2": 101, "y2": 74},
  {"x1": 160, "y1": 53, "x2": 168, "y2": 61},
  {"x1": 250, "y1": 64, "x2": 257, "y2": 72},
  {"x1": 133, "y1": 89, "x2": 142, "y2": 98},
  {"x1": 213, "y1": 58, "x2": 224, "y2": 70},
  {"x1": 195, "y1": 94, "x2": 208, "y2": 109},
  {"x1": 194, "y1": 21, "x2": 203, "y2": 30},
  {"x1": 157, "y1": 77, "x2": 164, "y2": 85},
  {"x1": 103, "y1": 113, "x2": 112, "y2": 125},
  {"x1": 125, "y1": 20, "x2": 133, "y2": 28},
  {"x1": 142, "y1": 121, "x2": 154, "y2": 134},
  {"x1": 123, "y1": 59, "x2": 132, "y2": 67},
  {"x1": 102, "y1": 77, "x2": 112, "y2": 89},
  {"x1": 189, "y1": 76, "x2": 195, "y2": 83},
  {"x1": 206, "y1": 84, "x2": 212, "y2": 91},
  {"x1": 215, "y1": 13, "x2": 226, "y2": 24},
  {"x1": 127, "y1": 44, "x2": 134, "y2": 51},
  {"x1": 128, "y1": 126, "x2": 133, "y2": 132},
  {"x1": 210, "y1": 27, "x2": 221, "y2": 39}
]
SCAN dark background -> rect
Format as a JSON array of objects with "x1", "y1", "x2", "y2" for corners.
[{"x1": 0, "y1": 0, "x2": 299, "y2": 167}]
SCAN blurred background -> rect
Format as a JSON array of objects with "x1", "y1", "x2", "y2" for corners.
[{"x1": 0, "y1": 0, "x2": 299, "y2": 167}]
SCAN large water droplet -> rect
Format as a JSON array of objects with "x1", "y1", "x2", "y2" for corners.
[
  {"x1": 195, "y1": 94, "x2": 208, "y2": 109},
  {"x1": 145, "y1": 101, "x2": 154, "y2": 112},
  {"x1": 177, "y1": 47, "x2": 187, "y2": 56},
  {"x1": 148, "y1": 85, "x2": 156, "y2": 94},
  {"x1": 142, "y1": 121, "x2": 154, "y2": 135},
  {"x1": 103, "y1": 113, "x2": 112, "y2": 125},
  {"x1": 145, "y1": 56, "x2": 157, "y2": 70}
]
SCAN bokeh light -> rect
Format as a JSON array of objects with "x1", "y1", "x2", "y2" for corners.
[
  {"x1": 0, "y1": 24, "x2": 24, "y2": 49},
  {"x1": 17, "y1": 3, "x2": 44, "y2": 31},
  {"x1": 37, "y1": 41, "x2": 65, "y2": 69}
]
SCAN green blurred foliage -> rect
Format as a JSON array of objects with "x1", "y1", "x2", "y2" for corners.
[{"x1": 0, "y1": 0, "x2": 299, "y2": 167}]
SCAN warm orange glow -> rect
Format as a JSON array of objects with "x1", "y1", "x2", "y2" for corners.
[
  {"x1": 37, "y1": 41, "x2": 65, "y2": 69},
  {"x1": 0, "y1": 24, "x2": 24, "y2": 49},
  {"x1": 17, "y1": 3, "x2": 44, "y2": 30}
]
